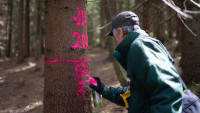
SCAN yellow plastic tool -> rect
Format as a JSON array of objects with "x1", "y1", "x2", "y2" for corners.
[{"x1": 120, "y1": 90, "x2": 131, "y2": 109}]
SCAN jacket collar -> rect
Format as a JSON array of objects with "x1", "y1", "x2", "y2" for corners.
[
  {"x1": 113, "y1": 30, "x2": 149, "y2": 70},
  {"x1": 115, "y1": 29, "x2": 149, "y2": 54}
]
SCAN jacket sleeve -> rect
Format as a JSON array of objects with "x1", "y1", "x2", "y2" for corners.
[
  {"x1": 102, "y1": 86, "x2": 130, "y2": 107},
  {"x1": 129, "y1": 39, "x2": 183, "y2": 113}
]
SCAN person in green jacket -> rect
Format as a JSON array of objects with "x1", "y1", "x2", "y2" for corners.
[{"x1": 89, "y1": 11, "x2": 183, "y2": 113}]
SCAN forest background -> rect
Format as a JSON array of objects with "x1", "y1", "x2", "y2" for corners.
[{"x1": 0, "y1": 0, "x2": 200, "y2": 113}]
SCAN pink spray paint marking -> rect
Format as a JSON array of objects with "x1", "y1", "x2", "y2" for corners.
[
  {"x1": 81, "y1": 9, "x2": 87, "y2": 26},
  {"x1": 81, "y1": 34, "x2": 88, "y2": 49},
  {"x1": 75, "y1": 64, "x2": 90, "y2": 79},
  {"x1": 72, "y1": 31, "x2": 89, "y2": 49},
  {"x1": 73, "y1": 8, "x2": 87, "y2": 26},
  {"x1": 75, "y1": 64, "x2": 81, "y2": 79},
  {"x1": 77, "y1": 80, "x2": 85, "y2": 98},
  {"x1": 73, "y1": 7, "x2": 88, "y2": 98},
  {"x1": 75, "y1": 63, "x2": 90, "y2": 98},
  {"x1": 72, "y1": 31, "x2": 82, "y2": 49},
  {"x1": 44, "y1": 58, "x2": 90, "y2": 63},
  {"x1": 73, "y1": 8, "x2": 81, "y2": 26}
]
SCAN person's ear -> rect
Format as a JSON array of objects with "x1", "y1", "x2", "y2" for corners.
[{"x1": 117, "y1": 28, "x2": 124, "y2": 39}]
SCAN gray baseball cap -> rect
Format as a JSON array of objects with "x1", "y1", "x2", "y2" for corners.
[{"x1": 106, "y1": 11, "x2": 139, "y2": 36}]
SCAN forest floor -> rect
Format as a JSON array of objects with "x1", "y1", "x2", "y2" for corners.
[{"x1": 0, "y1": 38, "x2": 188, "y2": 113}]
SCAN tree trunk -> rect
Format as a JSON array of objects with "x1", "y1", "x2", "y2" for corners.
[
  {"x1": 118, "y1": 0, "x2": 123, "y2": 12},
  {"x1": 35, "y1": 0, "x2": 41, "y2": 59},
  {"x1": 18, "y1": 0, "x2": 24, "y2": 63},
  {"x1": 106, "y1": 0, "x2": 128, "y2": 87},
  {"x1": 88, "y1": 5, "x2": 94, "y2": 47},
  {"x1": 41, "y1": 1, "x2": 45, "y2": 55},
  {"x1": 142, "y1": 1, "x2": 149, "y2": 30},
  {"x1": 24, "y1": 0, "x2": 30, "y2": 57},
  {"x1": 155, "y1": 1, "x2": 166, "y2": 43},
  {"x1": 6, "y1": 0, "x2": 13, "y2": 58},
  {"x1": 44, "y1": 0, "x2": 92, "y2": 113},
  {"x1": 127, "y1": 0, "x2": 130, "y2": 10},
  {"x1": 180, "y1": 9, "x2": 200, "y2": 83},
  {"x1": 100, "y1": 0, "x2": 106, "y2": 48},
  {"x1": 175, "y1": 16, "x2": 182, "y2": 51},
  {"x1": 167, "y1": 9, "x2": 173, "y2": 39}
]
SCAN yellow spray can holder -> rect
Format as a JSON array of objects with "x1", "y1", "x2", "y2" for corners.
[{"x1": 120, "y1": 90, "x2": 131, "y2": 109}]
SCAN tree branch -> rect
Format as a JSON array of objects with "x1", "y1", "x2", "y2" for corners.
[
  {"x1": 162, "y1": 0, "x2": 193, "y2": 19},
  {"x1": 88, "y1": 21, "x2": 111, "y2": 32},
  {"x1": 178, "y1": 14, "x2": 197, "y2": 37},
  {"x1": 187, "y1": 0, "x2": 200, "y2": 9},
  {"x1": 184, "y1": 10, "x2": 200, "y2": 14}
]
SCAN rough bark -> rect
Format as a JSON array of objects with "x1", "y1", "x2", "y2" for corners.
[
  {"x1": 180, "y1": 7, "x2": 200, "y2": 83},
  {"x1": 24, "y1": 0, "x2": 30, "y2": 57},
  {"x1": 6, "y1": 0, "x2": 13, "y2": 57},
  {"x1": 44, "y1": 0, "x2": 92, "y2": 113},
  {"x1": 18, "y1": 0, "x2": 24, "y2": 63}
]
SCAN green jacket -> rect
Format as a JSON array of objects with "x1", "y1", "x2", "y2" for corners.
[{"x1": 102, "y1": 30, "x2": 183, "y2": 113}]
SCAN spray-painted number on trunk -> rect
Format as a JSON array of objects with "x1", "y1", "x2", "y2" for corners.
[
  {"x1": 77, "y1": 80, "x2": 85, "y2": 98},
  {"x1": 72, "y1": 32, "x2": 88, "y2": 49},
  {"x1": 75, "y1": 63, "x2": 90, "y2": 98},
  {"x1": 73, "y1": 8, "x2": 86, "y2": 26}
]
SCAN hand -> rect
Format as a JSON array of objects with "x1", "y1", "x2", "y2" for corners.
[{"x1": 89, "y1": 77, "x2": 105, "y2": 94}]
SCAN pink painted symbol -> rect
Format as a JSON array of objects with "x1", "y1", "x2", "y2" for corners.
[
  {"x1": 75, "y1": 64, "x2": 90, "y2": 79},
  {"x1": 44, "y1": 58, "x2": 90, "y2": 63},
  {"x1": 73, "y1": 8, "x2": 87, "y2": 26},
  {"x1": 72, "y1": 32, "x2": 89, "y2": 49},
  {"x1": 81, "y1": 64, "x2": 90, "y2": 77},
  {"x1": 72, "y1": 32, "x2": 82, "y2": 49},
  {"x1": 81, "y1": 34, "x2": 88, "y2": 48},
  {"x1": 75, "y1": 64, "x2": 81, "y2": 79},
  {"x1": 77, "y1": 80, "x2": 85, "y2": 98}
]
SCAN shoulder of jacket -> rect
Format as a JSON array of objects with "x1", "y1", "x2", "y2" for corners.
[{"x1": 130, "y1": 36, "x2": 153, "y2": 47}]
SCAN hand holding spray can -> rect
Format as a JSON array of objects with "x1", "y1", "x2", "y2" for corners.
[{"x1": 90, "y1": 78, "x2": 103, "y2": 107}]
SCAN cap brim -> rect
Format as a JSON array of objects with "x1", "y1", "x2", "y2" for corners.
[{"x1": 105, "y1": 31, "x2": 113, "y2": 36}]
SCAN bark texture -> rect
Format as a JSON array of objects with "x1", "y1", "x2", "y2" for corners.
[
  {"x1": 44, "y1": 0, "x2": 92, "y2": 113},
  {"x1": 180, "y1": 10, "x2": 200, "y2": 83}
]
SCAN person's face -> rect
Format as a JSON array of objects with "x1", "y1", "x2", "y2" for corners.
[{"x1": 113, "y1": 28, "x2": 126, "y2": 46}]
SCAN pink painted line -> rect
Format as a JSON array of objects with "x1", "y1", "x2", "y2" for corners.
[{"x1": 44, "y1": 59, "x2": 90, "y2": 63}]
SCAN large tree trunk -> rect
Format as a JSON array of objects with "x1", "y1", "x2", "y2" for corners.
[
  {"x1": 18, "y1": 0, "x2": 24, "y2": 63},
  {"x1": 44, "y1": 0, "x2": 92, "y2": 113},
  {"x1": 24, "y1": 0, "x2": 30, "y2": 57},
  {"x1": 6, "y1": 0, "x2": 13, "y2": 58},
  {"x1": 180, "y1": 9, "x2": 200, "y2": 83},
  {"x1": 35, "y1": 0, "x2": 41, "y2": 59}
]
